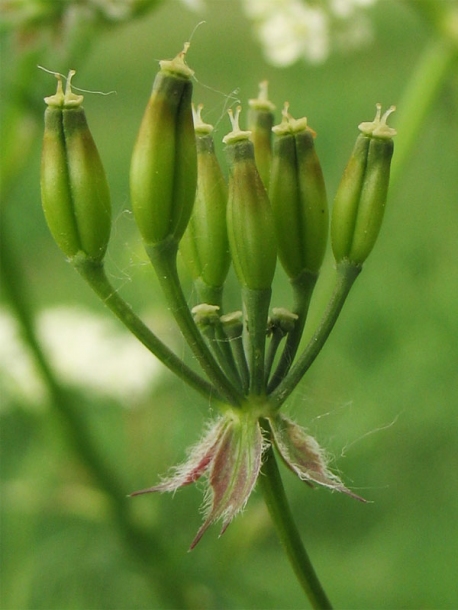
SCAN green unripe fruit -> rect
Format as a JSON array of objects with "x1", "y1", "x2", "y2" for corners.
[
  {"x1": 224, "y1": 107, "x2": 277, "y2": 291},
  {"x1": 331, "y1": 104, "x2": 396, "y2": 265},
  {"x1": 269, "y1": 132, "x2": 301, "y2": 278},
  {"x1": 41, "y1": 71, "x2": 111, "y2": 262},
  {"x1": 248, "y1": 81, "x2": 276, "y2": 190},
  {"x1": 270, "y1": 106, "x2": 328, "y2": 279},
  {"x1": 179, "y1": 105, "x2": 230, "y2": 297},
  {"x1": 130, "y1": 44, "x2": 197, "y2": 246},
  {"x1": 295, "y1": 129, "x2": 328, "y2": 272}
]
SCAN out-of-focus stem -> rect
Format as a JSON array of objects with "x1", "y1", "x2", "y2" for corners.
[
  {"x1": 391, "y1": 36, "x2": 457, "y2": 187},
  {"x1": 0, "y1": 222, "x2": 189, "y2": 609}
]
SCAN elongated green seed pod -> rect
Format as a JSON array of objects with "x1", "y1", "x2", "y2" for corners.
[
  {"x1": 270, "y1": 105, "x2": 328, "y2": 279},
  {"x1": 41, "y1": 71, "x2": 111, "y2": 262},
  {"x1": 224, "y1": 108, "x2": 277, "y2": 395},
  {"x1": 331, "y1": 104, "x2": 396, "y2": 265},
  {"x1": 130, "y1": 44, "x2": 197, "y2": 246},
  {"x1": 224, "y1": 107, "x2": 277, "y2": 292},
  {"x1": 295, "y1": 128, "x2": 328, "y2": 272},
  {"x1": 179, "y1": 105, "x2": 230, "y2": 300},
  {"x1": 248, "y1": 81, "x2": 276, "y2": 190},
  {"x1": 269, "y1": 131, "x2": 301, "y2": 278}
]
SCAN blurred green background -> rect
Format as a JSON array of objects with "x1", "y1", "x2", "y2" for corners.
[{"x1": 1, "y1": 1, "x2": 457, "y2": 608}]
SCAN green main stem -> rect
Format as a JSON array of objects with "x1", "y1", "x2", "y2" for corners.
[{"x1": 259, "y1": 435, "x2": 333, "y2": 609}]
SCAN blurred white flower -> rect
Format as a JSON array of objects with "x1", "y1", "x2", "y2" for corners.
[
  {"x1": 330, "y1": 0, "x2": 376, "y2": 18},
  {"x1": 259, "y1": 2, "x2": 329, "y2": 65},
  {"x1": 179, "y1": 0, "x2": 206, "y2": 11},
  {"x1": 88, "y1": 0, "x2": 134, "y2": 20},
  {"x1": 243, "y1": 0, "x2": 378, "y2": 66},
  {"x1": 0, "y1": 306, "x2": 163, "y2": 409}
]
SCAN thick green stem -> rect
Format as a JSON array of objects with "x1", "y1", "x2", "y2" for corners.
[
  {"x1": 269, "y1": 261, "x2": 361, "y2": 409},
  {"x1": 73, "y1": 254, "x2": 220, "y2": 403},
  {"x1": 259, "y1": 433, "x2": 333, "y2": 609},
  {"x1": 193, "y1": 277, "x2": 224, "y2": 310},
  {"x1": 242, "y1": 286, "x2": 272, "y2": 396},
  {"x1": 146, "y1": 239, "x2": 243, "y2": 406}
]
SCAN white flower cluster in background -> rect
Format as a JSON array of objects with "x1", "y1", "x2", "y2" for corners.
[
  {"x1": 242, "y1": 0, "x2": 378, "y2": 66},
  {"x1": 179, "y1": 0, "x2": 206, "y2": 11},
  {"x1": 0, "y1": 306, "x2": 163, "y2": 410}
]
